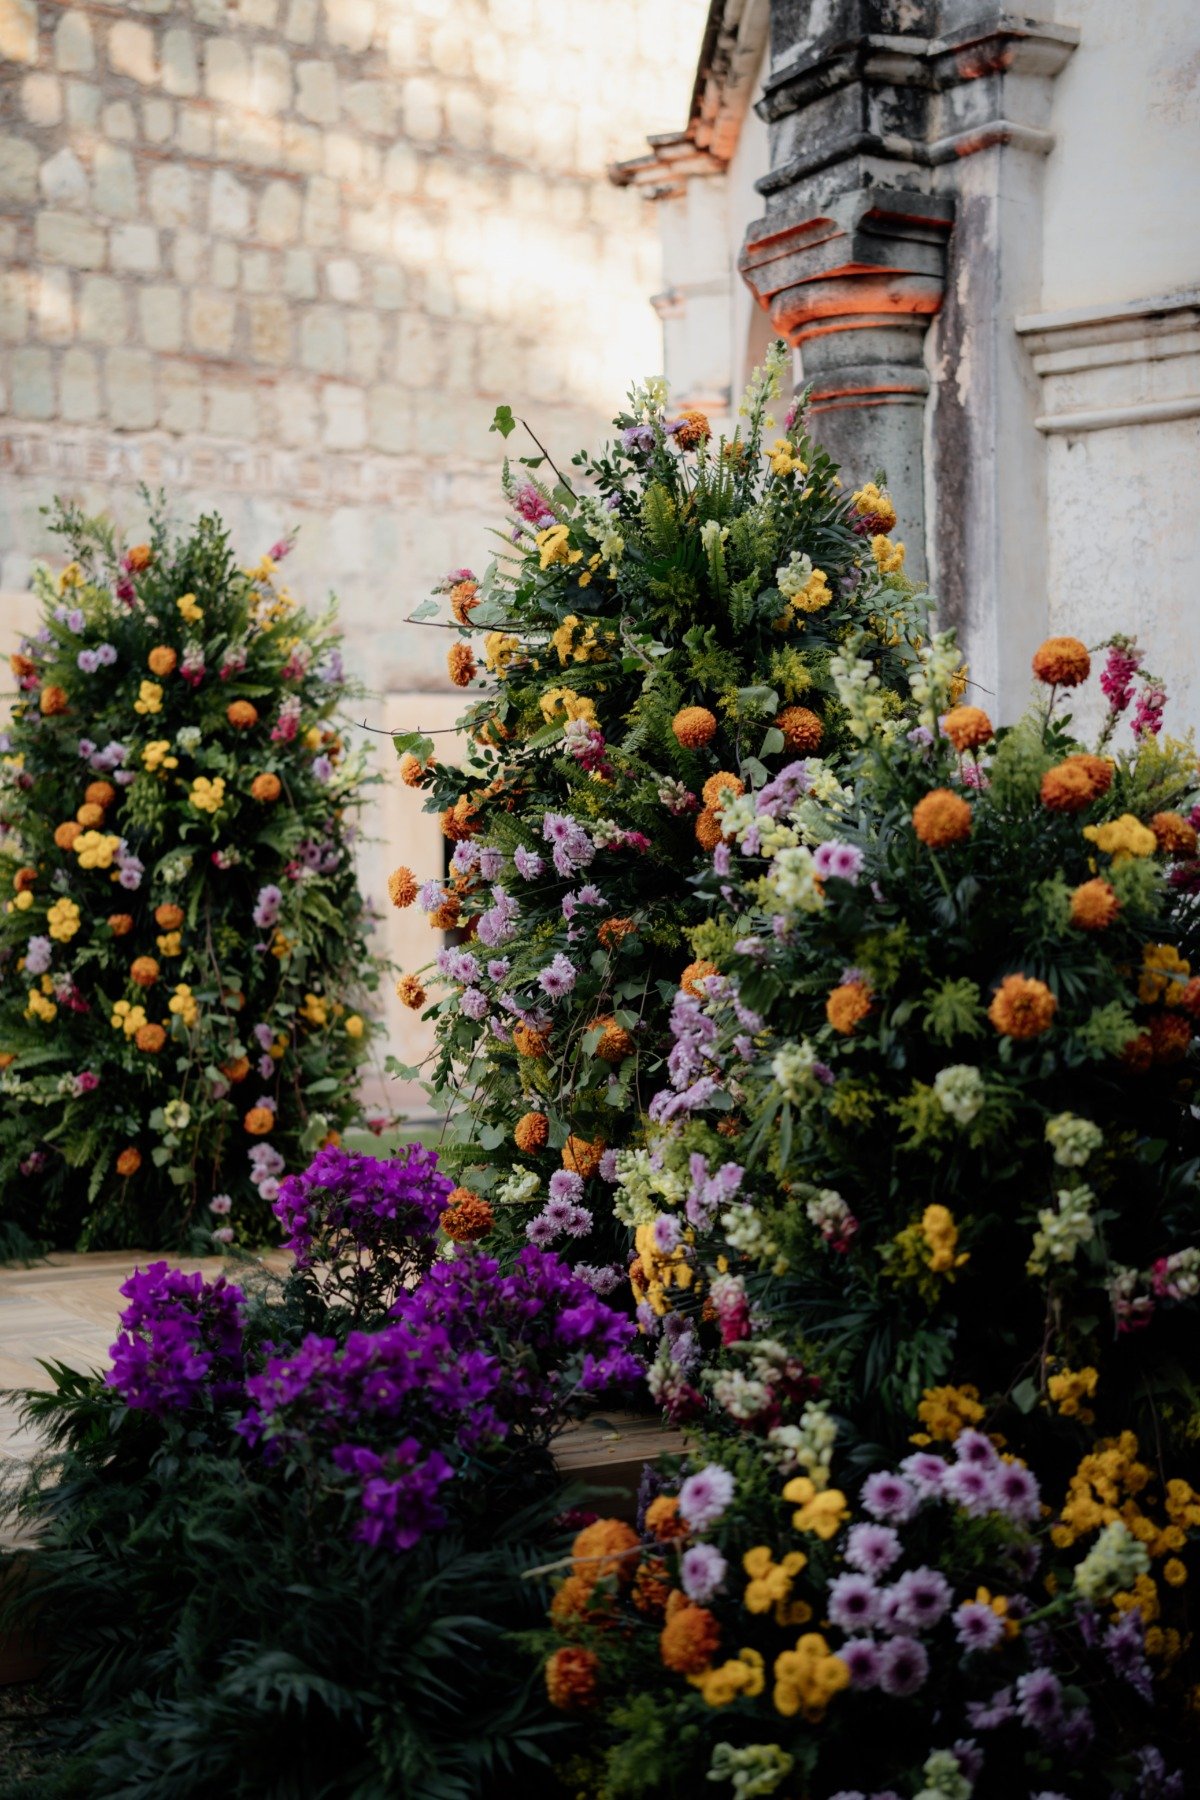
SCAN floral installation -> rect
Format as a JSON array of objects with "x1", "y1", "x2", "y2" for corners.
[
  {"x1": 0, "y1": 503, "x2": 386, "y2": 1251},
  {"x1": 534, "y1": 632, "x2": 1200, "y2": 1792},
  {"x1": 387, "y1": 345, "x2": 933, "y2": 1277}
]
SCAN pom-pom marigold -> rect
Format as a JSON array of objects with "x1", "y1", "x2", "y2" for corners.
[
  {"x1": 75, "y1": 802, "x2": 104, "y2": 828},
  {"x1": 776, "y1": 705, "x2": 823, "y2": 753},
  {"x1": 40, "y1": 685, "x2": 68, "y2": 716},
  {"x1": 130, "y1": 956, "x2": 160, "y2": 988},
  {"x1": 514, "y1": 1110, "x2": 549, "y2": 1152},
  {"x1": 1070, "y1": 878, "x2": 1121, "y2": 931},
  {"x1": 243, "y1": 1106, "x2": 274, "y2": 1135},
  {"x1": 447, "y1": 643, "x2": 476, "y2": 687},
  {"x1": 442, "y1": 1188, "x2": 494, "y2": 1241},
  {"x1": 701, "y1": 771, "x2": 744, "y2": 810},
  {"x1": 220, "y1": 1055, "x2": 250, "y2": 1082},
  {"x1": 645, "y1": 1494, "x2": 689, "y2": 1541},
  {"x1": 250, "y1": 772, "x2": 281, "y2": 802},
  {"x1": 912, "y1": 788, "x2": 972, "y2": 847},
  {"x1": 449, "y1": 579, "x2": 480, "y2": 626},
  {"x1": 13, "y1": 867, "x2": 37, "y2": 892},
  {"x1": 673, "y1": 409, "x2": 711, "y2": 450},
  {"x1": 154, "y1": 903, "x2": 184, "y2": 930},
  {"x1": 440, "y1": 796, "x2": 478, "y2": 841},
  {"x1": 226, "y1": 700, "x2": 258, "y2": 728},
  {"x1": 513, "y1": 1021, "x2": 550, "y2": 1058},
  {"x1": 1151, "y1": 812, "x2": 1198, "y2": 857},
  {"x1": 681, "y1": 958, "x2": 719, "y2": 997},
  {"x1": 84, "y1": 780, "x2": 115, "y2": 808},
  {"x1": 387, "y1": 866, "x2": 418, "y2": 908},
  {"x1": 672, "y1": 706, "x2": 717, "y2": 750},
  {"x1": 572, "y1": 1518, "x2": 640, "y2": 1582},
  {"x1": 545, "y1": 1646, "x2": 600, "y2": 1712},
  {"x1": 125, "y1": 543, "x2": 152, "y2": 572},
  {"x1": 591, "y1": 1016, "x2": 634, "y2": 1063},
  {"x1": 1032, "y1": 635, "x2": 1090, "y2": 687},
  {"x1": 1040, "y1": 761, "x2": 1097, "y2": 814},
  {"x1": 147, "y1": 646, "x2": 177, "y2": 677},
  {"x1": 694, "y1": 807, "x2": 724, "y2": 852},
  {"x1": 1150, "y1": 1012, "x2": 1191, "y2": 1065},
  {"x1": 53, "y1": 821, "x2": 81, "y2": 851},
  {"x1": 826, "y1": 980, "x2": 872, "y2": 1035},
  {"x1": 135, "y1": 1023, "x2": 167, "y2": 1053},
  {"x1": 399, "y1": 752, "x2": 432, "y2": 787},
  {"x1": 115, "y1": 1147, "x2": 141, "y2": 1177},
  {"x1": 395, "y1": 974, "x2": 426, "y2": 1010},
  {"x1": 428, "y1": 896, "x2": 461, "y2": 930},
  {"x1": 598, "y1": 916, "x2": 637, "y2": 951},
  {"x1": 562, "y1": 1134, "x2": 604, "y2": 1179},
  {"x1": 107, "y1": 913, "x2": 134, "y2": 936},
  {"x1": 660, "y1": 1598, "x2": 720, "y2": 1674},
  {"x1": 941, "y1": 705, "x2": 993, "y2": 752},
  {"x1": 988, "y1": 974, "x2": 1057, "y2": 1039}
]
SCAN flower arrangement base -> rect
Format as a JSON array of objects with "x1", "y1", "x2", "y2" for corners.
[{"x1": 552, "y1": 1410, "x2": 688, "y2": 1520}]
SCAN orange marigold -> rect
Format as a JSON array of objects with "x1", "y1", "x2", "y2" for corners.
[
  {"x1": 598, "y1": 916, "x2": 637, "y2": 951},
  {"x1": 694, "y1": 807, "x2": 724, "y2": 852},
  {"x1": 53, "y1": 821, "x2": 81, "y2": 851},
  {"x1": 13, "y1": 866, "x2": 37, "y2": 892},
  {"x1": 1067, "y1": 753, "x2": 1113, "y2": 797},
  {"x1": 572, "y1": 1518, "x2": 640, "y2": 1583},
  {"x1": 399, "y1": 752, "x2": 433, "y2": 787},
  {"x1": 84, "y1": 780, "x2": 115, "y2": 808},
  {"x1": 40, "y1": 685, "x2": 68, "y2": 716},
  {"x1": 644, "y1": 1494, "x2": 689, "y2": 1542},
  {"x1": 660, "y1": 1596, "x2": 720, "y2": 1675},
  {"x1": 550, "y1": 1574, "x2": 614, "y2": 1629},
  {"x1": 442, "y1": 1188, "x2": 494, "y2": 1242},
  {"x1": 1180, "y1": 977, "x2": 1200, "y2": 1019},
  {"x1": 513, "y1": 1020, "x2": 551, "y2": 1058},
  {"x1": 226, "y1": 700, "x2": 259, "y2": 729},
  {"x1": 1070, "y1": 878, "x2": 1121, "y2": 931},
  {"x1": 1041, "y1": 761, "x2": 1098, "y2": 814},
  {"x1": 449, "y1": 579, "x2": 480, "y2": 625},
  {"x1": 988, "y1": 974, "x2": 1057, "y2": 1040},
  {"x1": 221, "y1": 1055, "x2": 251, "y2": 1083},
  {"x1": 514, "y1": 1110, "x2": 549, "y2": 1152},
  {"x1": 107, "y1": 912, "x2": 134, "y2": 936},
  {"x1": 447, "y1": 643, "x2": 476, "y2": 688},
  {"x1": 147, "y1": 645, "x2": 177, "y2": 677},
  {"x1": 941, "y1": 705, "x2": 993, "y2": 753},
  {"x1": 673, "y1": 408, "x2": 711, "y2": 450},
  {"x1": 563, "y1": 1134, "x2": 604, "y2": 1180},
  {"x1": 251, "y1": 772, "x2": 282, "y2": 802},
  {"x1": 912, "y1": 788, "x2": 972, "y2": 847},
  {"x1": 826, "y1": 980, "x2": 872, "y2": 1035},
  {"x1": 135, "y1": 1023, "x2": 167, "y2": 1053},
  {"x1": 387, "y1": 866, "x2": 418, "y2": 908},
  {"x1": 243, "y1": 1105, "x2": 275, "y2": 1135},
  {"x1": 632, "y1": 1558, "x2": 672, "y2": 1618},
  {"x1": 155, "y1": 903, "x2": 185, "y2": 930},
  {"x1": 130, "y1": 956, "x2": 160, "y2": 988},
  {"x1": 1121, "y1": 1031, "x2": 1154, "y2": 1075},
  {"x1": 1150, "y1": 1012, "x2": 1191, "y2": 1065},
  {"x1": 429, "y1": 896, "x2": 462, "y2": 931},
  {"x1": 75, "y1": 802, "x2": 104, "y2": 827},
  {"x1": 395, "y1": 974, "x2": 426, "y2": 1010},
  {"x1": 545, "y1": 1646, "x2": 600, "y2": 1712},
  {"x1": 681, "y1": 958, "x2": 719, "y2": 997},
  {"x1": 10, "y1": 652, "x2": 35, "y2": 680},
  {"x1": 125, "y1": 543, "x2": 152, "y2": 572},
  {"x1": 591, "y1": 1016, "x2": 634, "y2": 1063},
  {"x1": 115, "y1": 1147, "x2": 141, "y2": 1177},
  {"x1": 441, "y1": 796, "x2": 478, "y2": 842},
  {"x1": 672, "y1": 706, "x2": 718, "y2": 750},
  {"x1": 1151, "y1": 812, "x2": 1198, "y2": 857},
  {"x1": 701, "y1": 771, "x2": 744, "y2": 810},
  {"x1": 776, "y1": 705, "x2": 823, "y2": 753},
  {"x1": 1032, "y1": 635, "x2": 1090, "y2": 687}
]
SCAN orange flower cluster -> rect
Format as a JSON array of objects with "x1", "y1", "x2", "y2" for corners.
[
  {"x1": 702, "y1": 771, "x2": 744, "y2": 809},
  {"x1": 1032, "y1": 635, "x2": 1090, "y2": 687},
  {"x1": 226, "y1": 700, "x2": 258, "y2": 729},
  {"x1": 826, "y1": 980, "x2": 872, "y2": 1036},
  {"x1": 441, "y1": 1188, "x2": 494, "y2": 1242},
  {"x1": 1151, "y1": 811, "x2": 1198, "y2": 857},
  {"x1": 562, "y1": 1134, "x2": 605, "y2": 1179},
  {"x1": 147, "y1": 646, "x2": 177, "y2": 677},
  {"x1": 941, "y1": 705, "x2": 993, "y2": 752},
  {"x1": 115, "y1": 1147, "x2": 141, "y2": 1177},
  {"x1": 399, "y1": 752, "x2": 434, "y2": 787},
  {"x1": 135, "y1": 1023, "x2": 166, "y2": 1053},
  {"x1": 544, "y1": 1645, "x2": 600, "y2": 1711},
  {"x1": 513, "y1": 1110, "x2": 549, "y2": 1152},
  {"x1": 387, "y1": 866, "x2": 418, "y2": 908},
  {"x1": 395, "y1": 975, "x2": 426, "y2": 1010},
  {"x1": 449, "y1": 578, "x2": 480, "y2": 625},
  {"x1": 447, "y1": 643, "x2": 476, "y2": 687},
  {"x1": 776, "y1": 704, "x2": 823, "y2": 753},
  {"x1": 591, "y1": 1017, "x2": 634, "y2": 1062},
  {"x1": 1070, "y1": 878, "x2": 1121, "y2": 931},
  {"x1": 1041, "y1": 753, "x2": 1112, "y2": 813},
  {"x1": 660, "y1": 1592, "x2": 721, "y2": 1675},
  {"x1": 130, "y1": 956, "x2": 160, "y2": 989},
  {"x1": 250, "y1": 772, "x2": 281, "y2": 802},
  {"x1": 598, "y1": 916, "x2": 637, "y2": 951},
  {"x1": 912, "y1": 788, "x2": 971, "y2": 847},
  {"x1": 672, "y1": 705, "x2": 718, "y2": 750},
  {"x1": 681, "y1": 959, "x2": 719, "y2": 997},
  {"x1": 513, "y1": 1021, "x2": 550, "y2": 1058},
  {"x1": 673, "y1": 409, "x2": 711, "y2": 451},
  {"x1": 988, "y1": 974, "x2": 1057, "y2": 1039}
]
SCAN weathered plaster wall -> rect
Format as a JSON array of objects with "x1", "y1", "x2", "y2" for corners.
[{"x1": 0, "y1": 0, "x2": 706, "y2": 1102}]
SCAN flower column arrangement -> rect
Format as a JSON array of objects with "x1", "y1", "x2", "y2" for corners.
[
  {"x1": 0, "y1": 504, "x2": 386, "y2": 1251},
  {"x1": 387, "y1": 344, "x2": 936, "y2": 1277}
]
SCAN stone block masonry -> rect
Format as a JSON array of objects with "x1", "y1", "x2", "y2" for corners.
[{"x1": 0, "y1": 0, "x2": 707, "y2": 1083}]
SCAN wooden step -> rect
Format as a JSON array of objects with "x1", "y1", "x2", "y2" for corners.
[{"x1": 553, "y1": 1411, "x2": 687, "y2": 1517}]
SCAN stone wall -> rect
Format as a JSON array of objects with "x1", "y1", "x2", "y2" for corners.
[{"x1": 0, "y1": 0, "x2": 706, "y2": 1109}]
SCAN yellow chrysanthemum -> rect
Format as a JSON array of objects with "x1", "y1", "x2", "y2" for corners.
[{"x1": 133, "y1": 681, "x2": 163, "y2": 715}]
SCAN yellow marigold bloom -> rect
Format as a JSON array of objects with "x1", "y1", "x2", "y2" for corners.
[
  {"x1": 742, "y1": 1547, "x2": 807, "y2": 1615},
  {"x1": 773, "y1": 1633, "x2": 849, "y2": 1718},
  {"x1": 483, "y1": 630, "x2": 519, "y2": 674},
  {"x1": 766, "y1": 438, "x2": 806, "y2": 478},
  {"x1": 1083, "y1": 813, "x2": 1157, "y2": 865},
  {"x1": 46, "y1": 896, "x2": 81, "y2": 942},
  {"x1": 1138, "y1": 943, "x2": 1191, "y2": 1005},
  {"x1": 13, "y1": 890, "x2": 33, "y2": 911},
  {"x1": 111, "y1": 999, "x2": 148, "y2": 1036},
  {"x1": 851, "y1": 481, "x2": 897, "y2": 529},
  {"x1": 300, "y1": 992, "x2": 328, "y2": 1027},
  {"x1": 143, "y1": 740, "x2": 178, "y2": 772},
  {"x1": 177, "y1": 593, "x2": 203, "y2": 623},
  {"x1": 190, "y1": 775, "x2": 226, "y2": 815},
  {"x1": 1048, "y1": 1364, "x2": 1098, "y2": 1418},
  {"x1": 26, "y1": 988, "x2": 57, "y2": 1022},
  {"x1": 871, "y1": 534, "x2": 906, "y2": 574},
  {"x1": 914, "y1": 1383, "x2": 984, "y2": 1443},
  {"x1": 690, "y1": 1648, "x2": 765, "y2": 1707},
  {"x1": 540, "y1": 686, "x2": 597, "y2": 728},
  {"x1": 922, "y1": 1203, "x2": 968, "y2": 1274},
  {"x1": 168, "y1": 983, "x2": 199, "y2": 1027},
  {"x1": 551, "y1": 614, "x2": 607, "y2": 664},
  {"x1": 57, "y1": 560, "x2": 84, "y2": 592},
  {"x1": 987, "y1": 973, "x2": 1057, "y2": 1039},
  {"x1": 134, "y1": 680, "x2": 163, "y2": 715},
  {"x1": 75, "y1": 830, "x2": 122, "y2": 870},
  {"x1": 156, "y1": 931, "x2": 182, "y2": 956},
  {"x1": 783, "y1": 1478, "x2": 849, "y2": 1540},
  {"x1": 535, "y1": 524, "x2": 582, "y2": 569},
  {"x1": 791, "y1": 567, "x2": 832, "y2": 614},
  {"x1": 344, "y1": 1013, "x2": 364, "y2": 1038}
]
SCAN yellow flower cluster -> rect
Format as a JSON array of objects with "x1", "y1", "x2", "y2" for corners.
[
  {"x1": 689, "y1": 1648, "x2": 765, "y2": 1707},
  {"x1": 912, "y1": 1383, "x2": 985, "y2": 1444},
  {"x1": 766, "y1": 438, "x2": 806, "y2": 479},
  {"x1": 482, "y1": 631, "x2": 520, "y2": 675},
  {"x1": 190, "y1": 775, "x2": 225, "y2": 814},
  {"x1": 1053, "y1": 1433, "x2": 1199, "y2": 1570},
  {"x1": 782, "y1": 1477, "x2": 849, "y2": 1540},
  {"x1": 772, "y1": 1633, "x2": 849, "y2": 1718},
  {"x1": 1138, "y1": 942, "x2": 1190, "y2": 1005},
  {"x1": 156, "y1": 930, "x2": 182, "y2": 956},
  {"x1": 143, "y1": 740, "x2": 178, "y2": 772},
  {"x1": 851, "y1": 481, "x2": 897, "y2": 529},
  {"x1": 743, "y1": 1547, "x2": 811, "y2": 1625},
  {"x1": 11, "y1": 890, "x2": 33, "y2": 912},
  {"x1": 922, "y1": 1204, "x2": 968, "y2": 1274},
  {"x1": 344, "y1": 1013, "x2": 364, "y2": 1038},
  {"x1": 168, "y1": 984, "x2": 198, "y2": 1027},
  {"x1": 535, "y1": 524, "x2": 582, "y2": 569},
  {"x1": 540, "y1": 687, "x2": 597, "y2": 728},
  {"x1": 111, "y1": 999, "x2": 148, "y2": 1037},
  {"x1": 177, "y1": 592, "x2": 204, "y2": 623},
  {"x1": 871, "y1": 535, "x2": 906, "y2": 574},
  {"x1": 631, "y1": 1221, "x2": 695, "y2": 1318},
  {"x1": 1083, "y1": 813, "x2": 1157, "y2": 864},
  {"x1": 300, "y1": 992, "x2": 328, "y2": 1027},
  {"x1": 790, "y1": 567, "x2": 832, "y2": 615},
  {"x1": 1047, "y1": 1364, "x2": 1098, "y2": 1422},
  {"x1": 75, "y1": 830, "x2": 121, "y2": 870},
  {"x1": 551, "y1": 615, "x2": 608, "y2": 664},
  {"x1": 134, "y1": 680, "x2": 163, "y2": 715},
  {"x1": 26, "y1": 988, "x2": 56, "y2": 1022},
  {"x1": 47, "y1": 897, "x2": 81, "y2": 942}
]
